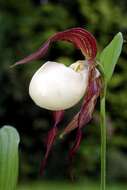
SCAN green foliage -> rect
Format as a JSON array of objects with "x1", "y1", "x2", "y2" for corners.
[
  {"x1": 99, "y1": 32, "x2": 123, "y2": 83},
  {"x1": 0, "y1": 126, "x2": 20, "y2": 190}
]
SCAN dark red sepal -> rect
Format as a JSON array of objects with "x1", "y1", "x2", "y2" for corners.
[
  {"x1": 40, "y1": 110, "x2": 64, "y2": 174},
  {"x1": 14, "y1": 28, "x2": 97, "y2": 66}
]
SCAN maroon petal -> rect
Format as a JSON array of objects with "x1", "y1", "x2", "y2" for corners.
[
  {"x1": 62, "y1": 65, "x2": 101, "y2": 160},
  {"x1": 69, "y1": 128, "x2": 82, "y2": 159},
  {"x1": 77, "y1": 68, "x2": 101, "y2": 129},
  {"x1": 40, "y1": 110, "x2": 64, "y2": 174},
  {"x1": 61, "y1": 68, "x2": 101, "y2": 136},
  {"x1": 14, "y1": 28, "x2": 97, "y2": 66},
  {"x1": 52, "y1": 110, "x2": 64, "y2": 127},
  {"x1": 61, "y1": 66, "x2": 102, "y2": 157},
  {"x1": 40, "y1": 126, "x2": 58, "y2": 175}
]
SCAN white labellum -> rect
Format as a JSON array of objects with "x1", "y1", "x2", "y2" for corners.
[{"x1": 29, "y1": 61, "x2": 89, "y2": 110}]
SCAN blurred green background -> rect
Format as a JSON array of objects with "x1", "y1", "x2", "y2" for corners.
[{"x1": 0, "y1": 0, "x2": 127, "y2": 189}]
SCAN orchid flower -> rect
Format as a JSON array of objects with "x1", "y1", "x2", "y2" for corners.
[{"x1": 14, "y1": 28, "x2": 102, "y2": 172}]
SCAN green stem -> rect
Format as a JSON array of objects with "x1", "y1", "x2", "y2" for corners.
[{"x1": 100, "y1": 86, "x2": 106, "y2": 190}]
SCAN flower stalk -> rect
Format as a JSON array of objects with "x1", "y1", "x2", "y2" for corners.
[
  {"x1": 100, "y1": 83, "x2": 107, "y2": 190},
  {"x1": 99, "y1": 32, "x2": 123, "y2": 190}
]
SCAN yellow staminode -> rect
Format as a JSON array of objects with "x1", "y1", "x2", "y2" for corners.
[{"x1": 70, "y1": 60, "x2": 85, "y2": 72}]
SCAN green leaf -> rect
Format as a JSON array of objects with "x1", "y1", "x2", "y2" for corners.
[
  {"x1": 99, "y1": 32, "x2": 123, "y2": 83},
  {"x1": 0, "y1": 126, "x2": 20, "y2": 190}
]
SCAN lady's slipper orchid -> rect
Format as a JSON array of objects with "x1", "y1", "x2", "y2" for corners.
[
  {"x1": 15, "y1": 28, "x2": 102, "y2": 173},
  {"x1": 29, "y1": 60, "x2": 89, "y2": 110}
]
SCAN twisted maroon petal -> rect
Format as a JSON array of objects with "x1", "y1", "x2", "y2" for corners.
[
  {"x1": 69, "y1": 128, "x2": 82, "y2": 159},
  {"x1": 52, "y1": 110, "x2": 64, "y2": 127},
  {"x1": 14, "y1": 28, "x2": 97, "y2": 66},
  {"x1": 40, "y1": 110, "x2": 64, "y2": 174},
  {"x1": 61, "y1": 66, "x2": 102, "y2": 157},
  {"x1": 40, "y1": 127, "x2": 58, "y2": 175},
  {"x1": 62, "y1": 68, "x2": 101, "y2": 136}
]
